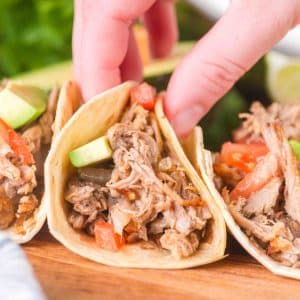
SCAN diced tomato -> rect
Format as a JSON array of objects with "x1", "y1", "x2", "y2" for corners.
[
  {"x1": 130, "y1": 83, "x2": 156, "y2": 110},
  {"x1": 94, "y1": 221, "x2": 125, "y2": 251},
  {"x1": 220, "y1": 142, "x2": 268, "y2": 173},
  {"x1": 230, "y1": 153, "x2": 280, "y2": 200},
  {"x1": 0, "y1": 119, "x2": 34, "y2": 165}
]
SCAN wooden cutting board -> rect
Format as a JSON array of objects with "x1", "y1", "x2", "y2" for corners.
[{"x1": 22, "y1": 226, "x2": 300, "y2": 300}]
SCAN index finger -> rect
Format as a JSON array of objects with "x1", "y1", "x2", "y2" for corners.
[{"x1": 165, "y1": 0, "x2": 300, "y2": 136}]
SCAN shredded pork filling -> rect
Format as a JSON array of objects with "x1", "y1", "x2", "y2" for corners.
[
  {"x1": 0, "y1": 87, "x2": 58, "y2": 232},
  {"x1": 66, "y1": 103, "x2": 211, "y2": 259},
  {"x1": 215, "y1": 102, "x2": 300, "y2": 267}
]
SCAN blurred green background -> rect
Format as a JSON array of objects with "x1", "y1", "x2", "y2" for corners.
[
  {"x1": 0, "y1": 0, "x2": 267, "y2": 149},
  {"x1": 0, "y1": 0, "x2": 73, "y2": 78}
]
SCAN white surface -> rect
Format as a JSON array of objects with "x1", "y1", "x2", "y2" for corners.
[
  {"x1": 187, "y1": 0, "x2": 300, "y2": 57},
  {"x1": 0, "y1": 232, "x2": 45, "y2": 300}
]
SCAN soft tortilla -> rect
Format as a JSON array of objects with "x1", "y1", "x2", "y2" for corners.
[
  {"x1": 7, "y1": 80, "x2": 81, "y2": 244},
  {"x1": 183, "y1": 126, "x2": 300, "y2": 279},
  {"x1": 46, "y1": 81, "x2": 226, "y2": 269}
]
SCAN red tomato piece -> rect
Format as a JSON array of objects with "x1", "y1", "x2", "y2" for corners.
[
  {"x1": 130, "y1": 83, "x2": 156, "y2": 110},
  {"x1": 230, "y1": 153, "x2": 280, "y2": 200},
  {"x1": 220, "y1": 142, "x2": 268, "y2": 173},
  {"x1": 0, "y1": 119, "x2": 34, "y2": 165},
  {"x1": 94, "y1": 221, "x2": 125, "y2": 252}
]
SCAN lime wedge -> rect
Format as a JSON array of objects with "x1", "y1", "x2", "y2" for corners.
[{"x1": 266, "y1": 51, "x2": 300, "y2": 103}]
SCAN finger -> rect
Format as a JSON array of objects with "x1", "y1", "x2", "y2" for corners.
[
  {"x1": 73, "y1": 0, "x2": 155, "y2": 101},
  {"x1": 165, "y1": 0, "x2": 300, "y2": 137},
  {"x1": 120, "y1": 28, "x2": 143, "y2": 82},
  {"x1": 143, "y1": 0, "x2": 178, "y2": 58},
  {"x1": 72, "y1": 0, "x2": 84, "y2": 85}
]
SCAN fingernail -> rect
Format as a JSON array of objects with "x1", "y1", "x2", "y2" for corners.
[{"x1": 171, "y1": 105, "x2": 204, "y2": 137}]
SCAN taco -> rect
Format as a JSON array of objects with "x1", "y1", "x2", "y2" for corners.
[
  {"x1": 46, "y1": 81, "x2": 226, "y2": 268},
  {"x1": 0, "y1": 80, "x2": 81, "y2": 243},
  {"x1": 187, "y1": 101, "x2": 300, "y2": 279}
]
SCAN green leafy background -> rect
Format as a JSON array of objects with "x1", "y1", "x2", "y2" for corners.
[{"x1": 0, "y1": 0, "x2": 73, "y2": 78}]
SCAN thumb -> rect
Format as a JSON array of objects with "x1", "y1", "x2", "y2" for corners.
[{"x1": 165, "y1": 0, "x2": 300, "y2": 137}]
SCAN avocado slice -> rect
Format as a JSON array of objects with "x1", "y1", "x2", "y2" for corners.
[
  {"x1": 12, "y1": 42, "x2": 195, "y2": 89},
  {"x1": 289, "y1": 140, "x2": 300, "y2": 161},
  {"x1": 0, "y1": 82, "x2": 47, "y2": 129},
  {"x1": 12, "y1": 61, "x2": 72, "y2": 90},
  {"x1": 69, "y1": 136, "x2": 112, "y2": 168}
]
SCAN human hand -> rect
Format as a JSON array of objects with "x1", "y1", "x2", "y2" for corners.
[
  {"x1": 165, "y1": 0, "x2": 300, "y2": 136},
  {"x1": 73, "y1": 0, "x2": 300, "y2": 137},
  {"x1": 73, "y1": 0, "x2": 177, "y2": 100}
]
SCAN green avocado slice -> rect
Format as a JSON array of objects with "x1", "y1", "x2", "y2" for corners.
[
  {"x1": 12, "y1": 42, "x2": 195, "y2": 89},
  {"x1": 69, "y1": 136, "x2": 112, "y2": 168},
  {"x1": 289, "y1": 140, "x2": 300, "y2": 161},
  {"x1": 0, "y1": 82, "x2": 47, "y2": 129}
]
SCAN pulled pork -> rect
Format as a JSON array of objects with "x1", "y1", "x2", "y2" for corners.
[
  {"x1": 22, "y1": 87, "x2": 58, "y2": 152},
  {"x1": 215, "y1": 102, "x2": 300, "y2": 267},
  {"x1": 0, "y1": 88, "x2": 58, "y2": 231},
  {"x1": 66, "y1": 103, "x2": 211, "y2": 259},
  {"x1": 233, "y1": 101, "x2": 300, "y2": 143}
]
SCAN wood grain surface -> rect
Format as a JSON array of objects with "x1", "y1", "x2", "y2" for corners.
[{"x1": 23, "y1": 226, "x2": 300, "y2": 300}]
